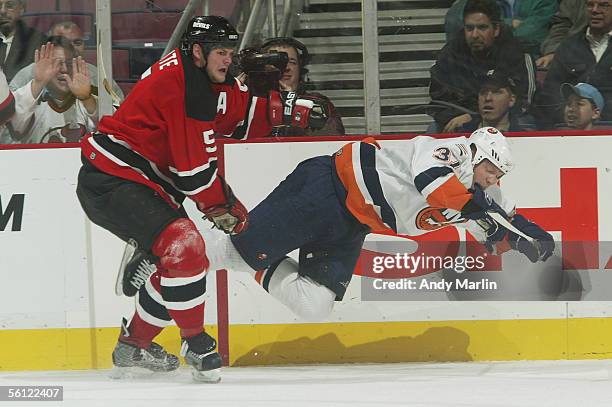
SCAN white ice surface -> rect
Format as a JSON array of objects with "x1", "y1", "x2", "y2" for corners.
[{"x1": 1, "y1": 360, "x2": 611, "y2": 407}]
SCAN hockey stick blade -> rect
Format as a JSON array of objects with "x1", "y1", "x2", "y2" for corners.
[
  {"x1": 103, "y1": 78, "x2": 122, "y2": 105},
  {"x1": 97, "y1": 30, "x2": 122, "y2": 105},
  {"x1": 487, "y1": 211, "x2": 534, "y2": 242}
]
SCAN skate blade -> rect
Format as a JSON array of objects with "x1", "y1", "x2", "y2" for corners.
[
  {"x1": 191, "y1": 368, "x2": 221, "y2": 383},
  {"x1": 115, "y1": 240, "x2": 137, "y2": 296},
  {"x1": 109, "y1": 366, "x2": 179, "y2": 380},
  {"x1": 109, "y1": 366, "x2": 150, "y2": 379}
]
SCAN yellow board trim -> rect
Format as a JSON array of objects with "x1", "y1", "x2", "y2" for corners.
[
  {"x1": 0, "y1": 325, "x2": 217, "y2": 371},
  {"x1": 2, "y1": 319, "x2": 612, "y2": 371},
  {"x1": 230, "y1": 318, "x2": 612, "y2": 365}
]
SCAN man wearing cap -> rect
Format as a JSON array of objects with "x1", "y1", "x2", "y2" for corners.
[
  {"x1": 461, "y1": 69, "x2": 525, "y2": 132},
  {"x1": 561, "y1": 82, "x2": 605, "y2": 130},
  {"x1": 430, "y1": 0, "x2": 535, "y2": 133},
  {"x1": 536, "y1": 0, "x2": 612, "y2": 128}
]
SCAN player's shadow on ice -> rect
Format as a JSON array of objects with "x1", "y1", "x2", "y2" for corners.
[{"x1": 233, "y1": 326, "x2": 472, "y2": 366}]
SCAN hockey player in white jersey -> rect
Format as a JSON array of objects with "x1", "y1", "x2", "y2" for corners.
[{"x1": 124, "y1": 127, "x2": 555, "y2": 321}]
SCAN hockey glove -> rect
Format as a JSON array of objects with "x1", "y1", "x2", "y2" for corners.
[
  {"x1": 461, "y1": 183, "x2": 507, "y2": 221},
  {"x1": 507, "y1": 214, "x2": 555, "y2": 262},
  {"x1": 268, "y1": 91, "x2": 329, "y2": 130},
  {"x1": 297, "y1": 94, "x2": 331, "y2": 129},
  {"x1": 200, "y1": 177, "x2": 248, "y2": 235},
  {"x1": 462, "y1": 183, "x2": 509, "y2": 246}
]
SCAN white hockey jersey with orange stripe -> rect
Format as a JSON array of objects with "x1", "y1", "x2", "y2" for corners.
[{"x1": 334, "y1": 136, "x2": 514, "y2": 236}]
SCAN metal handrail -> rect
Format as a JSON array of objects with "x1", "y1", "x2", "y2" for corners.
[
  {"x1": 267, "y1": 0, "x2": 277, "y2": 38},
  {"x1": 241, "y1": 0, "x2": 304, "y2": 50},
  {"x1": 155, "y1": 0, "x2": 303, "y2": 53},
  {"x1": 240, "y1": 0, "x2": 265, "y2": 50},
  {"x1": 278, "y1": 0, "x2": 293, "y2": 36},
  {"x1": 362, "y1": 0, "x2": 380, "y2": 134},
  {"x1": 162, "y1": 0, "x2": 205, "y2": 56}
]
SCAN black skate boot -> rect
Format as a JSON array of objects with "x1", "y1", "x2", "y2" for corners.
[
  {"x1": 110, "y1": 318, "x2": 179, "y2": 378},
  {"x1": 181, "y1": 332, "x2": 223, "y2": 383},
  {"x1": 115, "y1": 239, "x2": 158, "y2": 297}
]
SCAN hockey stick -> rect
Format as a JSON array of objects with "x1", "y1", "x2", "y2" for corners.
[
  {"x1": 97, "y1": 31, "x2": 122, "y2": 105},
  {"x1": 487, "y1": 211, "x2": 535, "y2": 243}
]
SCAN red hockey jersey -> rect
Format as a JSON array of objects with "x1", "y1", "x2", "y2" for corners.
[{"x1": 81, "y1": 49, "x2": 271, "y2": 210}]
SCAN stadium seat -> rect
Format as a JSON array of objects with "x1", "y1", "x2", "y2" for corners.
[
  {"x1": 57, "y1": 0, "x2": 94, "y2": 12},
  {"x1": 22, "y1": 13, "x2": 94, "y2": 43},
  {"x1": 83, "y1": 48, "x2": 96, "y2": 65},
  {"x1": 123, "y1": 46, "x2": 165, "y2": 79},
  {"x1": 151, "y1": 0, "x2": 234, "y2": 14},
  {"x1": 112, "y1": 49, "x2": 131, "y2": 79},
  {"x1": 117, "y1": 80, "x2": 137, "y2": 96},
  {"x1": 26, "y1": 0, "x2": 59, "y2": 13},
  {"x1": 111, "y1": 12, "x2": 181, "y2": 42},
  {"x1": 59, "y1": 0, "x2": 187, "y2": 12},
  {"x1": 81, "y1": 48, "x2": 131, "y2": 80},
  {"x1": 145, "y1": 0, "x2": 188, "y2": 10}
]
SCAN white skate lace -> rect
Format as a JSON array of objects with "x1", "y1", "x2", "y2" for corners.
[{"x1": 130, "y1": 259, "x2": 156, "y2": 288}]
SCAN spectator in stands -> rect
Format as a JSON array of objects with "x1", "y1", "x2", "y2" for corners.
[
  {"x1": 10, "y1": 21, "x2": 124, "y2": 102},
  {"x1": 49, "y1": 21, "x2": 85, "y2": 55},
  {"x1": 0, "y1": 68, "x2": 13, "y2": 125},
  {"x1": 260, "y1": 37, "x2": 345, "y2": 137},
  {"x1": 461, "y1": 69, "x2": 525, "y2": 132},
  {"x1": 536, "y1": 0, "x2": 588, "y2": 69},
  {"x1": 5, "y1": 37, "x2": 97, "y2": 143},
  {"x1": 561, "y1": 82, "x2": 604, "y2": 130},
  {"x1": 445, "y1": 0, "x2": 558, "y2": 56},
  {"x1": 0, "y1": 67, "x2": 14, "y2": 143},
  {"x1": 535, "y1": 0, "x2": 612, "y2": 128},
  {"x1": 430, "y1": 0, "x2": 535, "y2": 133},
  {"x1": 0, "y1": 0, "x2": 46, "y2": 81}
]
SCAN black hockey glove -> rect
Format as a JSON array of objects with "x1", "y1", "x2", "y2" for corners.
[
  {"x1": 462, "y1": 183, "x2": 509, "y2": 246},
  {"x1": 507, "y1": 214, "x2": 555, "y2": 262},
  {"x1": 461, "y1": 183, "x2": 507, "y2": 221}
]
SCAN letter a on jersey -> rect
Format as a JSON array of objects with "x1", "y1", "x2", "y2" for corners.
[{"x1": 217, "y1": 92, "x2": 227, "y2": 114}]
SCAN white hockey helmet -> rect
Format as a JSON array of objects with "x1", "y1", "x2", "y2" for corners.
[{"x1": 469, "y1": 126, "x2": 514, "y2": 175}]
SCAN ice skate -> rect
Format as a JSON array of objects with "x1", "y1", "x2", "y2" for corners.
[
  {"x1": 109, "y1": 318, "x2": 179, "y2": 378},
  {"x1": 115, "y1": 240, "x2": 158, "y2": 297},
  {"x1": 110, "y1": 340, "x2": 180, "y2": 378},
  {"x1": 180, "y1": 332, "x2": 222, "y2": 383}
]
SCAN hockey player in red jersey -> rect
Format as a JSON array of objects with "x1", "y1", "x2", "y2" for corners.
[
  {"x1": 76, "y1": 16, "x2": 274, "y2": 382},
  {"x1": 198, "y1": 127, "x2": 556, "y2": 320}
]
